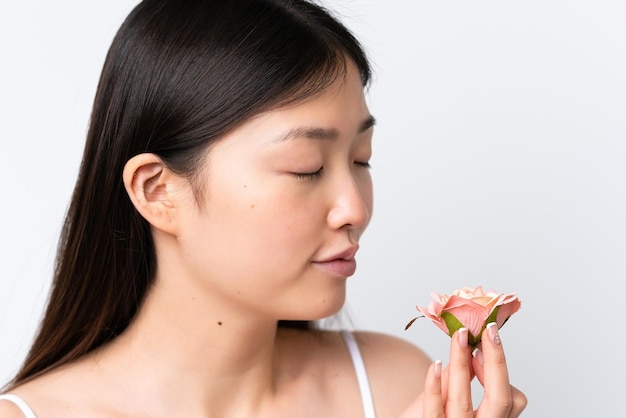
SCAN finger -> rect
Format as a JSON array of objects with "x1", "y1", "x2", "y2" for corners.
[
  {"x1": 474, "y1": 328, "x2": 528, "y2": 417},
  {"x1": 446, "y1": 327, "x2": 474, "y2": 417},
  {"x1": 476, "y1": 322, "x2": 514, "y2": 417},
  {"x1": 471, "y1": 347, "x2": 485, "y2": 385},
  {"x1": 509, "y1": 385, "x2": 528, "y2": 418},
  {"x1": 422, "y1": 360, "x2": 445, "y2": 418},
  {"x1": 440, "y1": 354, "x2": 476, "y2": 407},
  {"x1": 439, "y1": 362, "x2": 449, "y2": 405}
]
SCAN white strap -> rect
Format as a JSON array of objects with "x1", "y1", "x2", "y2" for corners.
[
  {"x1": 341, "y1": 331, "x2": 376, "y2": 418},
  {"x1": 0, "y1": 394, "x2": 37, "y2": 418}
]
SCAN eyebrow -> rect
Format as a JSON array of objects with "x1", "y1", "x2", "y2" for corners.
[{"x1": 272, "y1": 115, "x2": 376, "y2": 143}]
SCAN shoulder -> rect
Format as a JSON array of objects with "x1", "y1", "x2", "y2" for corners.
[
  {"x1": 351, "y1": 330, "x2": 432, "y2": 373},
  {"x1": 352, "y1": 331, "x2": 432, "y2": 416},
  {"x1": 276, "y1": 328, "x2": 431, "y2": 416},
  {"x1": 0, "y1": 363, "x2": 88, "y2": 418},
  {"x1": 0, "y1": 394, "x2": 32, "y2": 418},
  {"x1": 277, "y1": 328, "x2": 431, "y2": 380}
]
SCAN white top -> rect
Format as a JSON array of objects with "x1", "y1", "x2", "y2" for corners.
[
  {"x1": 0, "y1": 331, "x2": 375, "y2": 418},
  {"x1": 0, "y1": 394, "x2": 36, "y2": 418},
  {"x1": 341, "y1": 330, "x2": 377, "y2": 418}
]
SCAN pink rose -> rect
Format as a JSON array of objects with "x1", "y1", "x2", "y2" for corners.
[{"x1": 406, "y1": 286, "x2": 521, "y2": 346}]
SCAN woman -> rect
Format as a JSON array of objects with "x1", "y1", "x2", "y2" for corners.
[{"x1": 0, "y1": 0, "x2": 526, "y2": 416}]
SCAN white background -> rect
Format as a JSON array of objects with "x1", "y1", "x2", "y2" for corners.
[{"x1": 1, "y1": 1, "x2": 625, "y2": 416}]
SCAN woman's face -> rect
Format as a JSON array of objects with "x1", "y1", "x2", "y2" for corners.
[{"x1": 172, "y1": 62, "x2": 374, "y2": 321}]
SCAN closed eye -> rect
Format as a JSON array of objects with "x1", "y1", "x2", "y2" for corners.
[{"x1": 292, "y1": 167, "x2": 323, "y2": 180}]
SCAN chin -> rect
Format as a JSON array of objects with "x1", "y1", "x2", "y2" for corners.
[
  {"x1": 304, "y1": 289, "x2": 347, "y2": 321},
  {"x1": 275, "y1": 281, "x2": 347, "y2": 322}
]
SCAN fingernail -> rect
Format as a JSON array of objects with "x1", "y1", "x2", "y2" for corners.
[
  {"x1": 458, "y1": 327, "x2": 468, "y2": 348},
  {"x1": 434, "y1": 360, "x2": 442, "y2": 378},
  {"x1": 472, "y1": 348, "x2": 484, "y2": 365},
  {"x1": 486, "y1": 322, "x2": 501, "y2": 345}
]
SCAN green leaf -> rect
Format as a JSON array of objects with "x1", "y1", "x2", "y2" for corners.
[
  {"x1": 485, "y1": 305, "x2": 500, "y2": 326},
  {"x1": 440, "y1": 312, "x2": 465, "y2": 337},
  {"x1": 474, "y1": 305, "x2": 501, "y2": 344},
  {"x1": 440, "y1": 312, "x2": 484, "y2": 346}
]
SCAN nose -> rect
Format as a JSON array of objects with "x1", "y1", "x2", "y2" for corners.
[{"x1": 326, "y1": 174, "x2": 372, "y2": 231}]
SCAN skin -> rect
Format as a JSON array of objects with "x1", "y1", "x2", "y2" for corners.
[{"x1": 1, "y1": 62, "x2": 526, "y2": 417}]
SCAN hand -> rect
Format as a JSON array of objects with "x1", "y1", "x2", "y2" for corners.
[{"x1": 401, "y1": 323, "x2": 527, "y2": 417}]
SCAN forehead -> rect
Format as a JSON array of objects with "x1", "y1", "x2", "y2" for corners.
[
  {"x1": 261, "y1": 67, "x2": 371, "y2": 137},
  {"x1": 204, "y1": 61, "x2": 371, "y2": 158}
]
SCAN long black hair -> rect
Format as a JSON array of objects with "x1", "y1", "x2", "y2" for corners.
[{"x1": 8, "y1": 0, "x2": 370, "y2": 388}]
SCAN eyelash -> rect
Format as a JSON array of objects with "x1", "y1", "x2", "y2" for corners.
[
  {"x1": 292, "y1": 167, "x2": 324, "y2": 180},
  {"x1": 292, "y1": 162, "x2": 371, "y2": 180}
]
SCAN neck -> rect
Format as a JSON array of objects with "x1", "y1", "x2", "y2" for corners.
[{"x1": 94, "y1": 271, "x2": 283, "y2": 416}]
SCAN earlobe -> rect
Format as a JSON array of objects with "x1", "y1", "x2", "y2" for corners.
[{"x1": 123, "y1": 153, "x2": 181, "y2": 235}]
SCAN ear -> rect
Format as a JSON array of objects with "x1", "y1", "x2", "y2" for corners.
[{"x1": 123, "y1": 153, "x2": 186, "y2": 235}]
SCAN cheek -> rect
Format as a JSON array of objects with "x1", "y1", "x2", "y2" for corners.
[
  {"x1": 247, "y1": 190, "x2": 322, "y2": 248},
  {"x1": 210, "y1": 178, "x2": 322, "y2": 258}
]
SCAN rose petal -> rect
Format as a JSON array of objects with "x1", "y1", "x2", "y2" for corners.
[
  {"x1": 469, "y1": 295, "x2": 499, "y2": 309},
  {"x1": 495, "y1": 296, "x2": 522, "y2": 327},
  {"x1": 499, "y1": 293, "x2": 520, "y2": 305},
  {"x1": 431, "y1": 299, "x2": 445, "y2": 315},
  {"x1": 430, "y1": 292, "x2": 447, "y2": 305},
  {"x1": 474, "y1": 286, "x2": 487, "y2": 296},
  {"x1": 442, "y1": 295, "x2": 491, "y2": 337},
  {"x1": 416, "y1": 304, "x2": 449, "y2": 334}
]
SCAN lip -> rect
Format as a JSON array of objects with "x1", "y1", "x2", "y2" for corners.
[
  {"x1": 313, "y1": 246, "x2": 359, "y2": 277},
  {"x1": 313, "y1": 258, "x2": 357, "y2": 277}
]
